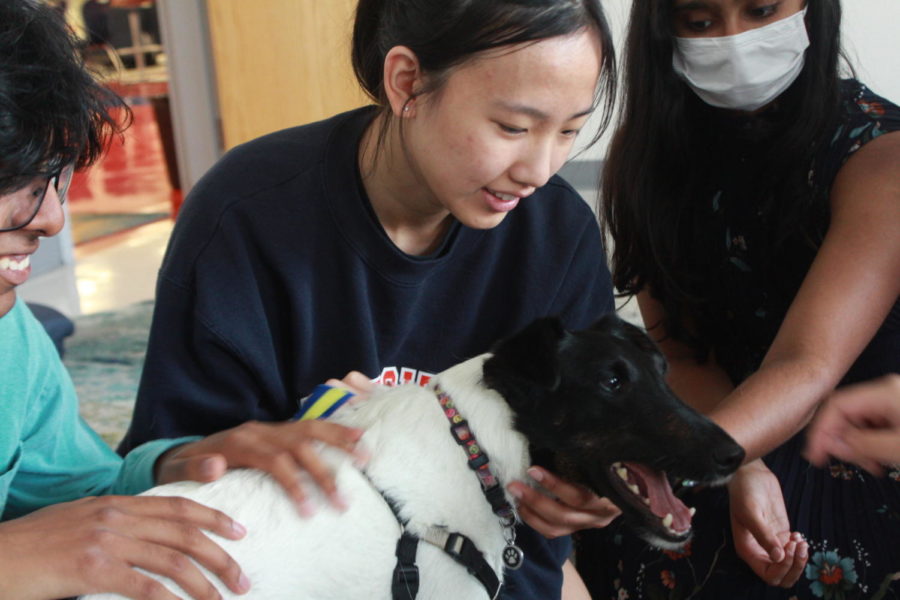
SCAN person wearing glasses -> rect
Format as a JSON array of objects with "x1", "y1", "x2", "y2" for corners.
[{"x1": 0, "y1": 3, "x2": 364, "y2": 598}]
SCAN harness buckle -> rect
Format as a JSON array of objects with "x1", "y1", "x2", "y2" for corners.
[
  {"x1": 444, "y1": 532, "x2": 466, "y2": 559},
  {"x1": 392, "y1": 563, "x2": 420, "y2": 599}
]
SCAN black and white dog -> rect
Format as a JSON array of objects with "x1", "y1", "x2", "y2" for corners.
[{"x1": 85, "y1": 315, "x2": 743, "y2": 600}]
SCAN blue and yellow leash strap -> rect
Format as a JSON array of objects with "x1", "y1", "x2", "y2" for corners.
[{"x1": 293, "y1": 384, "x2": 355, "y2": 421}]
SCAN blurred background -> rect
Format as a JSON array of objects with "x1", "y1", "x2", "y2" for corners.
[{"x1": 18, "y1": 0, "x2": 900, "y2": 320}]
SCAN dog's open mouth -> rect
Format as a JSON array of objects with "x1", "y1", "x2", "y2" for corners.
[{"x1": 608, "y1": 461, "x2": 694, "y2": 545}]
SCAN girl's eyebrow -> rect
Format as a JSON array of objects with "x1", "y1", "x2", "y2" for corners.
[
  {"x1": 492, "y1": 101, "x2": 594, "y2": 122},
  {"x1": 674, "y1": 1, "x2": 712, "y2": 11}
]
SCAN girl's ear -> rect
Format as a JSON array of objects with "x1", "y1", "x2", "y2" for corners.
[{"x1": 382, "y1": 45, "x2": 422, "y2": 118}]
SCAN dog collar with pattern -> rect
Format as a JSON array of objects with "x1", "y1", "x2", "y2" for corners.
[{"x1": 434, "y1": 384, "x2": 525, "y2": 571}]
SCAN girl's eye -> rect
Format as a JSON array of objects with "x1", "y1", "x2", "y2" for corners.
[
  {"x1": 748, "y1": 4, "x2": 778, "y2": 19},
  {"x1": 686, "y1": 18, "x2": 713, "y2": 32},
  {"x1": 498, "y1": 123, "x2": 526, "y2": 135}
]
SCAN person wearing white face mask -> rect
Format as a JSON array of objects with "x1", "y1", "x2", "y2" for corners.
[
  {"x1": 671, "y1": 6, "x2": 810, "y2": 112},
  {"x1": 580, "y1": 0, "x2": 900, "y2": 599}
]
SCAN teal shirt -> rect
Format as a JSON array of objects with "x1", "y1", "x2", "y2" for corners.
[{"x1": 0, "y1": 299, "x2": 196, "y2": 520}]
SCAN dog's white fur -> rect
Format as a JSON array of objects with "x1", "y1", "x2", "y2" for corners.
[{"x1": 84, "y1": 354, "x2": 532, "y2": 599}]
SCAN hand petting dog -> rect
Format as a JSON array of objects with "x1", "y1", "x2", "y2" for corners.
[
  {"x1": 0, "y1": 495, "x2": 249, "y2": 600},
  {"x1": 155, "y1": 419, "x2": 367, "y2": 517},
  {"x1": 508, "y1": 466, "x2": 621, "y2": 538}
]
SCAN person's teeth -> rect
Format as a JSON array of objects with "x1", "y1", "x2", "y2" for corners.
[
  {"x1": 493, "y1": 191, "x2": 518, "y2": 202},
  {"x1": 0, "y1": 256, "x2": 30, "y2": 271}
]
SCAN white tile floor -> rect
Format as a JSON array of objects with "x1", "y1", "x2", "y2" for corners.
[{"x1": 18, "y1": 218, "x2": 174, "y2": 316}]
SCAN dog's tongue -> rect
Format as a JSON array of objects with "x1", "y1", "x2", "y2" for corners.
[{"x1": 624, "y1": 462, "x2": 692, "y2": 533}]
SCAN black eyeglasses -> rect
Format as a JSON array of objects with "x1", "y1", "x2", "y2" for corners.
[{"x1": 0, "y1": 165, "x2": 75, "y2": 232}]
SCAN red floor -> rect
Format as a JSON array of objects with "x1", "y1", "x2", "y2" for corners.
[{"x1": 68, "y1": 81, "x2": 180, "y2": 221}]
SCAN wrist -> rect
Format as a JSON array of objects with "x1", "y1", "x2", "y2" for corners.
[
  {"x1": 152, "y1": 442, "x2": 188, "y2": 482},
  {"x1": 727, "y1": 458, "x2": 769, "y2": 492},
  {"x1": 739, "y1": 458, "x2": 770, "y2": 473}
]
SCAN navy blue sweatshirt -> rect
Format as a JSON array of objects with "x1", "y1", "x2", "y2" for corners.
[{"x1": 120, "y1": 107, "x2": 614, "y2": 598}]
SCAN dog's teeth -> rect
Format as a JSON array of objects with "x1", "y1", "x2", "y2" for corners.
[
  {"x1": 628, "y1": 483, "x2": 640, "y2": 495},
  {"x1": 643, "y1": 497, "x2": 650, "y2": 506},
  {"x1": 662, "y1": 513, "x2": 673, "y2": 528},
  {"x1": 689, "y1": 507, "x2": 697, "y2": 516},
  {"x1": 616, "y1": 467, "x2": 629, "y2": 481}
]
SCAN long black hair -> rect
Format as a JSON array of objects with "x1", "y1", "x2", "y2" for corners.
[
  {"x1": 351, "y1": 0, "x2": 617, "y2": 150},
  {"x1": 0, "y1": 0, "x2": 130, "y2": 194},
  {"x1": 601, "y1": 0, "x2": 849, "y2": 359}
]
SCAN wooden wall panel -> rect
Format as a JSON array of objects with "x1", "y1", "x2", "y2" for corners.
[{"x1": 206, "y1": 0, "x2": 368, "y2": 150}]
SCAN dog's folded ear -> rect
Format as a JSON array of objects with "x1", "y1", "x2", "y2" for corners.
[
  {"x1": 483, "y1": 317, "x2": 565, "y2": 391},
  {"x1": 592, "y1": 313, "x2": 669, "y2": 376}
]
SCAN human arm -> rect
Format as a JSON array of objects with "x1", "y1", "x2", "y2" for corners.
[
  {"x1": 637, "y1": 292, "x2": 807, "y2": 586},
  {"x1": 631, "y1": 132, "x2": 900, "y2": 586},
  {"x1": 0, "y1": 495, "x2": 249, "y2": 600},
  {"x1": 707, "y1": 132, "x2": 900, "y2": 460},
  {"x1": 805, "y1": 374, "x2": 900, "y2": 474},
  {"x1": 1, "y1": 345, "x2": 249, "y2": 599}
]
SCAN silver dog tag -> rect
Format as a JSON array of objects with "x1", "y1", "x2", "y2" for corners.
[{"x1": 503, "y1": 544, "x2": 525, "y2": 570}]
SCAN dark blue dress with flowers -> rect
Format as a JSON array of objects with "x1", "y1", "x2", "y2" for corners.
[{"x1": 591, "y1": 80, "x2": 900, "y2": 600}]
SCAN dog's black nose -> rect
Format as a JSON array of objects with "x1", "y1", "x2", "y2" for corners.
[{"x1": 713, "y1": 443, "x2": 745, "y2": 473}]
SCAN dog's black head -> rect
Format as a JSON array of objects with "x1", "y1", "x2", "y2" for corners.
[{"x1": 482, "y1": 314, "x2": 744, "y2": 549}]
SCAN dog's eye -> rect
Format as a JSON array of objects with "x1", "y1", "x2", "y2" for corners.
[{"x1": 600, "y1": 375, "x2": 622, "y2": 393}]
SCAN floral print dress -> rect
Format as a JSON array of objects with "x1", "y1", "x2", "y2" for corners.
[{"x1": 586, "y1": 80, "x2": 900, "y2": 600}]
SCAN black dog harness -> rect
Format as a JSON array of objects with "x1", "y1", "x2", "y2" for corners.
[{"x1": 383, "y1": 384, "x2": 525, "y2": 600}]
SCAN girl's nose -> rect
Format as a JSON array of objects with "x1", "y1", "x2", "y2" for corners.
[{"x1": 510, "y1": 139, "x2": 555, "y2": 191}]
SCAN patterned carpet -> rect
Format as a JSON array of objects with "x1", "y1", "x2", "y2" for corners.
[{"x1": 65, "y1": 300, "x2": 154, "y2": 447}]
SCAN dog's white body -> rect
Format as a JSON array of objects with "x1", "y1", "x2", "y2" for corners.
[{"x1": 86, "y1": 355, "x2": 531, "y2": 600}]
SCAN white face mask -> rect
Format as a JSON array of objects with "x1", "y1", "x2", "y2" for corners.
[{"x1": 672, "y1": 7, "x2": 810, "y2": 112}]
